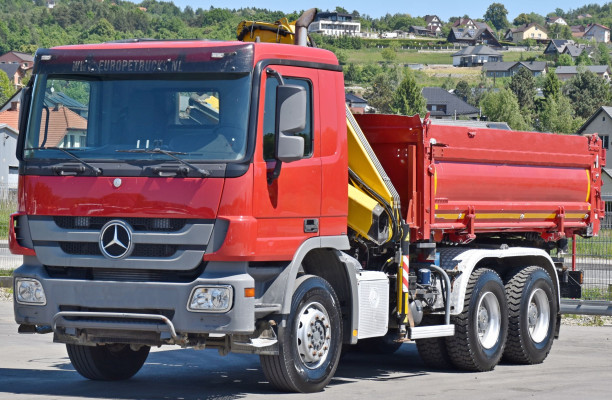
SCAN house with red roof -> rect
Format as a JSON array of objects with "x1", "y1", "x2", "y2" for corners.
[{"x1": 584, "y1": 23, "x2": 610, "y2": 43}]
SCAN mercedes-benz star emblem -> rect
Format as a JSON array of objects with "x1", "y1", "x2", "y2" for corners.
[{"x1": 99, "y1": 220, "x2": 133, "y2": 259}]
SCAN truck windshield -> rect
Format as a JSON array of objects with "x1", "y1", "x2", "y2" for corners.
[{"x1": 23, "y1": 73, "x2": 251, "y2": 163}]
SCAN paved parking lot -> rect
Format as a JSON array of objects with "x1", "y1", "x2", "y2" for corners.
[{"x1": 1, "y1": 300, "x2": 611, "y2": 400}]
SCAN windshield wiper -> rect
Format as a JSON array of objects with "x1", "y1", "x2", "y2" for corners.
[
  {"x1": 25, "y1": 146, "x2": 102, "y2": 176},
  {"x1": 116, "y1": 148, "x2": 210, "y2": 177}
]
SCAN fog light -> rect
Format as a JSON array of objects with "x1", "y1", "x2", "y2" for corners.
[
  {"x1": 15, "y1": 278, "x2": 46, "y2": 305},
  {"x1": 187, "y1": 285, "x2": 232, "y2": 312}
]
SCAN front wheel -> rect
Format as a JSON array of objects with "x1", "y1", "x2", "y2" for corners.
[
  {"x1": 66, "y1": 343, "x2": 150, "y2": 380},
  {"x1": 446, "y1": 268, "x2": 508, "y2": 371},
  {"x1": 260, "y1": 275, "x2": 343, "y2": 393},
  {"x1": 504, "y1": 266, "x2": 558, "y2": 364}
]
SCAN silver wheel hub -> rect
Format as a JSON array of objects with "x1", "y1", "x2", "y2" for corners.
[
  {"x1": 476, "y1": 291, "x2": 501, "y2": 349},
  {"x1": 296, "y1": 302, "x2": 332, "y2": 369},
  {"x1": 527, "y1": 288, "x2": 550, "y2": 343}
]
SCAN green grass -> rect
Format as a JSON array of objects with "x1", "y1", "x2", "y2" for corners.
[
  {"x1": 574, "y1": 230, "x2": 612, "y2": 257},
  {"x1": 342, "y1": 48, "x2": 543, "y2": 66},
  {"x1": 500, "y1": 51, "x2": 542, "y2": 62},
  {"x1": 344, "y1": 48, "x2": 454, "y2": 65},
  {"x1": 0, "y1": 201, "x2": 16, "y2": 240},
  {"x1": 581, "y1": 286, "x2": 612, "y2": 301},
  {"x1": 0, "y1": 269, "x2": 12, "y2": 277}
]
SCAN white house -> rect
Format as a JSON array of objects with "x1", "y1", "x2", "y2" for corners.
[
  {"x1": 308, "y1": 12, "x2": 361, "y2": 36},
  {"x1": 451, "y1": 45, "x2": 503, "y2": 67},
  {"x1": 584, "y1": 23, "x2": 610, "y2": 43},
  {"x1": 0, "y1": 123, "x2": 18, "y2": 196}
]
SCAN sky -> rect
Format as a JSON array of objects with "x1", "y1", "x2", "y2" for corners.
[{"x1": 130, "y1": 0, "x2": 610, "y2": 21}]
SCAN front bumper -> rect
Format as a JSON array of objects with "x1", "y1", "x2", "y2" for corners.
[{"x1": 13, "y1": 257, "x2": 256, "y2": 340}]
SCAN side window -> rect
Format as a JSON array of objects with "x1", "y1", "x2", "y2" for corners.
[{"x1": 263, "y1": 77, "x2": 313, "y2": 161}]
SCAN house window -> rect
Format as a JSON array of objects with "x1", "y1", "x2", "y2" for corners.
[{"x1": 600, "y1": 135, "x2": 609, "y2": 149}]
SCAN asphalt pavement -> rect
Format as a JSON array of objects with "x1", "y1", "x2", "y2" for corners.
[{"x1": 0, "y1": 300, "x2": 611, "y2": 400}]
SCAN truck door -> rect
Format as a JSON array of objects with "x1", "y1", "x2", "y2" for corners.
[{"x1": 252, "y1": 66, "x2": 321, "y2": 260}]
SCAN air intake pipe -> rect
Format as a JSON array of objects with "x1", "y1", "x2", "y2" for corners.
[{"x1": 294, "y1": 8, "x2": 317, "y2": 46}]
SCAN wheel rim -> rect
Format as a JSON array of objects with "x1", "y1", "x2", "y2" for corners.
[
  {"x1": 476, "y1": 291, "x2": 501, "y2": 349},
  {"x1": 527, "y1": 288, "x2": 550, "y2": 343},
  {"x1": 296, "y1": 301, "x2": 332, "y2": 370}
]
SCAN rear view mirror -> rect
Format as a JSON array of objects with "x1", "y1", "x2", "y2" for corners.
[
  {"x1": 275, "y1": 85, "x2": 306, "y2": 163},
  {"x1": 16, "y1": 82, "x2": 33, "y2": 161}
]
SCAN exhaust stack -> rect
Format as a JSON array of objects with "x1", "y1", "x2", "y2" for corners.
[{"x1": 294, "y1": 8, "x2": 317, "y2": 46}]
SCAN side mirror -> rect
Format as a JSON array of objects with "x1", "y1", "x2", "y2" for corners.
[
  {"x1": 275, "y1": 84, "x2": 306, "y2": 163},
  {"x1": 16, "y1": 82, "x2": 33, "y2": 161}
]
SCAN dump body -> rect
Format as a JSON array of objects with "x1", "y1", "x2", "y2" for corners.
[{"x1": 355, "y1": 113, "x2": 605, "y2": 243}]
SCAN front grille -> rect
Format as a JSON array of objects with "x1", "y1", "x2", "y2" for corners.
[
  {"x1": 53, "y1": 216, "x2": 187, "y2": 232},
  {"x1": 60, "y1": 242, "x2": 100, "y2": 255},
  {"x1": 59, "y1": 242, "x2": 178, "y2": 258},
  {"x1": 46, "y1": 262, "x2": 206, "y2": 283}
]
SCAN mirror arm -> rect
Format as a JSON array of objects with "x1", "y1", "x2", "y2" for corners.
[
  {"x1": 267, "y1": 160, "x2": 282, "y2": 185},
  {"x1": 266, "y1": 68, "x2": 284, "y2": 85}
]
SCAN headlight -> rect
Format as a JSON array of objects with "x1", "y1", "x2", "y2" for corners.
[
  {"x1": 15, "y1": 278, "x2": 46, "y2": 305},
  {"x1": 187, "y1": 285, "x2": 233, "y2": 313}
]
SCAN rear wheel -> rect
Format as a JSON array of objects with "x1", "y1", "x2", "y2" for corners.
[
  {"x1": 260, "y1": 275, "x2": 342, "y2": 393},
  {"x1": 446, "y1": 268, "x2": 508, "y2": 371},
  {"x1": 504, "y1": 266, "x2": 557, "y2": 364},
  {"x1": 66, "y1": 343, "x2": 150, "y2": 380}
]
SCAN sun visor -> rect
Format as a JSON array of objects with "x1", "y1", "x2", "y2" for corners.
[{"x1": 33, "y1": 42, "x2": 254, "y2": 75}]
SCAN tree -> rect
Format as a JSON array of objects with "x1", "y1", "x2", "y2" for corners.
[
  {"x1": 563, "y1": 70, "x2": 612, "y2": 118},
  {"x1": 0, "y1": 70, "x2": 13, "y2": 105},
  {"x1": 455, "y1": 80, "x2": 471, "y2": 102},
  {"x1": 480, "y1": 89, "x2": 530, "y2": 130},
  {"x1": 538, "y1": 94, "x2": 583, "y2": 134},
  {"x1": 556, "y1": 54, "x2": 574, "y2": 66},
  {"x1": 390, "y1": 69, "x2": 426, "y2": 116},
  {"x1": 381, "y1": 47, "x2": 397, "y2": 63},
  {"x1": 548, "y1": 23, "x2": 572, "y2": 39},
  {"x1": 575, "y1": 50, "x2": 592, "y2": 66},
  {"x1": 484, "y1": 3, "x2": 509, "y2": 30},
  {"x1": 364, "y1": 71, "x2": 398, "y2": 113},
  {"x1": 513, "y1": 12, "x2": 545, "y2": 26},
  {"x1": 513, "y1": 13, "x2": 531, "y2": 26},
  {"x1": 542, "y1": 71, "x2": 561, "y2": 100},
  {"x1": 509, "y1": 67, "x2": 536, "y2": 114},
  {"x1": 595, "y1": 43, "x2": 611, "y2": 66},
  {"x1": 344, "y1": 63, "x2": 362, "y2": 83}
]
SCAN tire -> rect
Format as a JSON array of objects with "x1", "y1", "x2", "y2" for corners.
[
  {"x1": 415, "y1": 315, "x2": 454, "y2": 370},
  {"x1": 66, "y1": 343, "x2": 150, "y2": 380},
  {"x1": 504, "y1": 266, "x2": 558, "y2": 364},
  {"x1": 260, "y1": 275, "x2": 343, "y2": 393},
  {"x1": 446, "y1": 268, "x2": 508, "y2": 372}
]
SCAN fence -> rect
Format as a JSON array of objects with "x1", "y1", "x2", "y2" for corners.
[
  {"x1": 0, "y1": 194, "x2": 17, "y2": 276},
  {"x1": 561, "y1": 202, "x2": 612, "y2": 301}
]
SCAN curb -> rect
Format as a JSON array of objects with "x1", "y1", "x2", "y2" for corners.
[{"x1": 0, "y1": 276, "x2": 12, "y2": 288}]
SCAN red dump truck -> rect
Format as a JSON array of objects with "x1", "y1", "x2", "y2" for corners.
[{"x1": 10, "y1": 11, "x2": 604, "y2": 393}]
